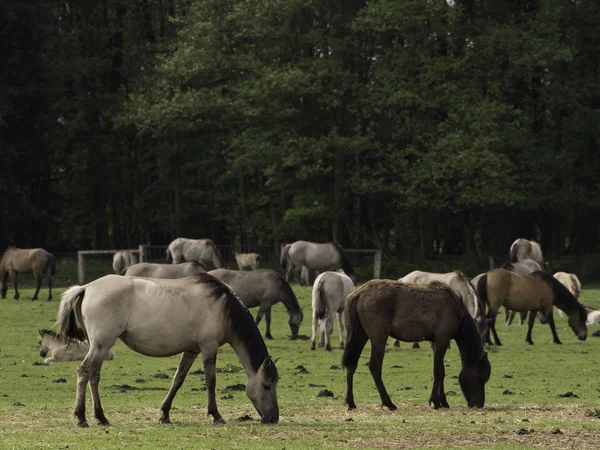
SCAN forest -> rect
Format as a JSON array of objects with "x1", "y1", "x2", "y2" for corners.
[{"x1": 1, "y1": 0, "x2": 599, "y2": 268}]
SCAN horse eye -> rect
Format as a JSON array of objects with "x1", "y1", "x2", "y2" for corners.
[{"x1": 263, "y1": 383, "x2": 271, "y2": 391}]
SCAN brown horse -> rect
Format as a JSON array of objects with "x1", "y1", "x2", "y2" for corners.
[
  {"x1": 0, "y1": 248, "x2": 56, "y2": 301},
  {"x1": 342, "y1": 280, "x2": 491, "y2": 411},
  {"x1": 477, "y1": 269, "x2": 588, "y2": 346}
]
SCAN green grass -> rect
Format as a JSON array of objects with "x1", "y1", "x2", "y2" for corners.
[{"x1": 1, "y1": 283, "x2": 599, "y2": 449}]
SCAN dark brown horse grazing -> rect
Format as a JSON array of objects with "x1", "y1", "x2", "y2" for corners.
[
  {"x1": 477, "y1": 269, "x2": 588, "y2": 346},
  {"x1": 342, "y1": 280, "x2": 491, "y2": 411},
  {"x1": 0, "y1": 248, "x2": 56, "y2": 301}
]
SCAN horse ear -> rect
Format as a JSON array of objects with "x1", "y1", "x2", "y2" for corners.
[
  {"x1": 272, "y1": 357, "x2": 280, "y2": 366},
  {"x1": 478, "y1": 351, "x2": 488, "y2": 362},
  {"x1": 260, "y1": 356, "x2": 273, "y2": 371}
]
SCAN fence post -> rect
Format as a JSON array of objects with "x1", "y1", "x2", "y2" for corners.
[
  {"x1": 77, "y1": 251, "x2": 85, "y2": 285},
  {"x1": 488, "y1": 255, "x2": 495, "y2": 270},
  {"x1": 139, "y1": 245, "x2": 146, "y2": 263},
  {"x1": 374, "y1": 251, "x2": 382, "y2": 279}
]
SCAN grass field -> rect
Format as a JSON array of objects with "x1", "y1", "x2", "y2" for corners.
[{"x1": 1, "y1": 278, "x2": 599, "y2": 449}]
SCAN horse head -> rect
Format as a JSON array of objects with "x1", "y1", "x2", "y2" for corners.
[
  {"x1": 246, "y1": 356, "x2": 279, "y2": 424},
  {"x1": 459, "y1": 351, "x2": 491, "y2": 408},
  {"x1": 287, "y1": 308, "x2": 303, "y2": 339},
  {"x1": 38, "y1": 329, "x2": 51, "y2": 357},
  {"x1": 568, "y1": 306, "x2": 588, "y2": 341}
]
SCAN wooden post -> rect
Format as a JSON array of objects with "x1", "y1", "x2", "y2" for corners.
[
  {"x1": 374, "y1": 251, "x2": 382, "y2": 279},
  {"x1": 139, "y1": 245, "x2": 146, "y2": 263},
  {"x1": 77, "y1": 251, "x2": 85, "y2": 285},
  {"x1": 488, "y1": 255, "x2": 495, "y2": 270}
]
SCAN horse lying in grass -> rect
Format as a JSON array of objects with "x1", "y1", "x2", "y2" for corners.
[
  {"x1": 0, "y1": 247, "x2": 56, "y2": 301},
  {"x1": 342, "y1": 280, "x2": 491, "y2": 411},
  {"x1": 57, "y1": 273, "x2": 279, "y2": 427},
  {"x1": 38, "y1": 329, "x2": 114, "y2": 364}
]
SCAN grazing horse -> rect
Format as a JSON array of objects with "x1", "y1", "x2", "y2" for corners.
[
  {"x1": 311, "y1": 270, "x2": 355, "y2": 351},
  {"x1": 477, "y1": 269, "x2": 588, "y2": 346},
  {"x1": 38, "y1": 329, "x2": 114, "y2": 364},
  {"x1": 124, "y1": 261, "x2": 206, "y2": 278},
  {"x1": 300, "y1": 266, "x2": 319, "y2": 286},
  {"x1": 209, "y1": 269, "x2": 303, "y2": 340},
  {"x1": 112, "y1": 250, "x2": 137, "y2": 274},
  {"x1": 166, "y1": 238, "x2": 223, "y2": 269},
  {"x1": 342, "y1": 280, "x2": 491, "y2": 410},
  {"x1": 57, "y1": 274, "x2": 279, "y2": 426},
  {"x1": 233, "y1": 252, "x2": 260, "y2": 271},
  {"x1": 0, "y1": 248, "x2": 56, "y2": 301},
  {"x1": 281, "y1": 241, "x2": 355, "y2": 284},
  {"x1": 501, "y1": 259, "x2": 544, "y2": 325}
]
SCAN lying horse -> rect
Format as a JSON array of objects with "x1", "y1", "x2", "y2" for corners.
[
  {"x1": 501, "y1": 259, "x2": 544, "y2": 325},
  {"x1": 477, "y1": 269, "x2": 587, "y2": 345},
  {"x1": 209, "y1": 269, "x2": 303, "y2": 340},
  {"x1": 281, "y1": 241, "x2": 355, "y2": 284},
  {"x1": 57, "y1": 273, "x2": 279, "y2": 426},
  {"x1": 38, "y1": 329, "x2": 114, "y2": 364},
  {"x1": 0, "y1": 247, "x2": 56, "y2": 301},
  {"x1": 166, "y1": 238, "x2": 223, "y2": 269},
  {"x1": 342, "y1": 280, "x2": 491, "y2": 410},
  {"x1": 586, "y1": 306, "x2": 600, "y2": 324},
  {"x1": 311, "y1": 270, "x2": 355, "y2": 351},
  {"x1": 112, "y1": 250, "x2": 137, "y2": 274},
  {"x1": 233, "y1": 252, "x2": 260, "y2": 270},
  {"x1": 124, "y1": 261, "x2": 206, "y2": 278},
  {"x1": 509, "y1": 238, "x2": 544, "y2": 267}
]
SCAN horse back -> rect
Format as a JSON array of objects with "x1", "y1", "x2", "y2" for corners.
[{"x1": 486, "y1": 269, "x2": 553, "y2": 312}]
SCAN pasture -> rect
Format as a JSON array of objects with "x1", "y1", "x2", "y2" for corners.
[{"x1": 1, "y1": 283, "x2": 599, "y2": 449}]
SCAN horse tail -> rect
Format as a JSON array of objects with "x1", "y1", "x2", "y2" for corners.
[
  {"x1": 476, "y1": 274, "x2": 489, "y2": 309},
  {"x1": 313, "y1": 274, "x2": 327, "y2": 320},
  {"x1": 280, "y1": 244, "x2": 291, "y2": 271},
  {"x1": 509, "y1": 240, "x2": 520, "y2": 262},
  {"x1": 57, "y1": 285, "x2": 87, "y2": 343},
  {"x1": 341, "y1": 288, "x2": 367, "y2": 369},
  {"x1": 47, "y1": 253, "x2": 57, "y2": 276},
  {"x1": 332, "y1": 243, "x2": 355, "y2": 278},
  {"x1": 207, "y1": 240, "x2": 224, "y2": 268},
  {"x1": 166, "y1": 247, "x2": 173, "y2": 263}
]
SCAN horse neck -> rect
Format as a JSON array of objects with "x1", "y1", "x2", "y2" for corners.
[
  {"x1": 42, "y1": 335, "x2": 67, "y2": 350},
  {"x1": 454, "y1": 315, "x2": 483, "y2": 366},
  {"x1": 279, "y1": 283, "x2": 302, "y2": 316},
  {"x1": 228, "y1": 330, "x2": 268, "y2": 377}
]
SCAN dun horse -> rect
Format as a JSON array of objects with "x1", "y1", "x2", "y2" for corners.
[
  {"x1": 281, "y1": 241, "x2": 355, "y2": 284},
  {"x1": 477, "y1": 269, "x2": 588, "y2": 345},
  {"x1": 233, "y1": 252, "x2": 260, "y2": 270},
  {"x1": 342, "y1": 280, "x2": 491, "y2": 410},
  {"x1": 38, "y1": 329, "x2": 114, "y2": 364},
  {"x1": 311, "y1": 270, "x2": 355, "y2": 351},
  {"x1": 209, "y1": 269, "x2": 303, "y2": 340},
  {"x1": 0, "y1": 248, "x2": 56, "y2": 301},
  {"x1": 57, "y1": 273, "x2": 279, "y2": 426},
  {"x1": 112, "y1": 250, "x2": 138, "y2": 274},
  {"x1": 501, "y1": 259, "x2": 543, "y2": 325},
  {"x1": 509, "y1": 238, "x2": 545, "y2": 267},
  {"x1": 166, "y1": 238, "x2": 223, "y2": 269},
  {"x1": 124, "y1": 261, "x2": 206, "y2": 278}
]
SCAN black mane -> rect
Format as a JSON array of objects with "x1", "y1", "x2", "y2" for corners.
[
  {"x1": 332, "y1": 242, "x2": 355, "y2": 277},
  {"x1": 501, "y1": 262, "x2": 514, "y2": 271},
  {"x1": 530, "y1": 270, "x2": 583, "y2": 313}
]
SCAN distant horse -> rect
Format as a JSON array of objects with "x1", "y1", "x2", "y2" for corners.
[
  {"x1": 209, "y1": 269, "x2": 303, "y2": 340},
  {"x1": 281, "y1": 241, "x2": 355, "y2": 284},
  {"x1": 477, "y1": 269, "x2": 587, "y2": 346},
  {"x1": 124, "y1": 261, "x2": 206, "y2": 278},
  {"x1": 509, "y1": 238, "x2": 544, "y2": 267},
  {"x1": 0, "y1": 248, "x2": 56, "y2": 301},
  {"x1": 501, "y1": 259, "x2": 544, "y2": 325},
  {"x1": 38, "y1": 329, "x2": 114, "y2": 364},
  {"x1": 342, "y1": 280, "x2": 491, "y2": 410},
  {"x1": 57, "y1": 274, "x2": 279, "y2": 426},
  {"x1": 586, "y1": 306, "x2": 600, "y2": 324},
  {"x1": 112, "y1": 250, "x2": 137, "y2": 274},
  {"x1": 233, "y1": 252, "x2": 260, "y2": 270},
  {"x1": 300, "y1": 266, "x2": 319, "y2": 286},
  {"x1": 166, "y1": 238, "x2": 223, "y2": 269},
  {"x1": 553, "y1": 272, "x2": 582, "y2": 318},
  {"x1": 311, "y1": 270, "x2": 355, "y2": 351}
]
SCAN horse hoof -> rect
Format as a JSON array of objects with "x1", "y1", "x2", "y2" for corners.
[
  {"x1": 77, "y1": 421, "x2": 89, "y2": 428},
  {"x1": 310, "y1": 344, "x2": 316, "y2": 351},
  {"x1": 385, "y1": 403, "x2": 398, "y2": 411},
  {"x1": 392, "y1": 341, "x2": 400, "y2": 348},
  {"x1": 347, "y1": 403, "x2": 357, "y2": 411},
  {"x1": 340, "y1": 344, "x2": 345, "y2": 350},
  {"x1": 325, "y1": 345, "x2": 332, "y2": 351},
  {"x1": 265, "y1": 335, "x2": 273, "y2": 340},
  {"x1": 159, "y1": 417, "x2": 171, "y2": 424},
  {"x1": 554, "y1": 340, "x2": 562, "y2": 345},
  {"x1": 98, "y1": 419, "x2": 111, "y2": 427},
  {"x1": 213, "y1": 417, "x2": 226, "y2": 425},
  {"x1": 526, "y1": 341, "x2": 534, "y2": 345}
]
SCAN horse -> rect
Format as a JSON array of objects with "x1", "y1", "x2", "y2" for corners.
[
  {"x1": 112, "y1": 250, "x2": 137, "y2": 274},
  {"x1": 0, "y1": 248, "x2": 56, "y2": 301},
  {"x1": 476, "y1": 269, "x2": 588, "y2": 346},
  {"x1": 311, "y1": 270, "x2": 355, "y2": 351},
  {"x1": 38, "y1": 329, "x2": 114, "y2": 364},
  {"x1": 209, "y1": 269, "x2": 303, "y2": 340},
  {"x1": 342, "y1": 280, "x2": 491, "y2": 411},
  {"x1": 586, "y1": 306, "x2": 600, "y2": 324},
  {"x1": 300, "y1": 266, "x2": 319, "y2": 286},
  {"x1": 166, "y1": 238, "x2": 223, "y2": 269},
  {"x1": 510, "y1": 238, "x2": 545, "y2": 269},
  {"x1": 281, "y1": 241, "x2": 355, "y2": 284},
  {"x1": 501, "y1": 259, "x2": 544, "y2": 325},
  {"x1": 124, "y1": 261, "x2": 206, "y2": 278},
  {"x1": 233, "y1": 252, "x2": 260, "y2": 270},
  {"x1": 553, "y1": 272, "x2": 582, "y2": 318},
  {"x1": 56, "y1": 273, "x2": 279, "y2": 427}
]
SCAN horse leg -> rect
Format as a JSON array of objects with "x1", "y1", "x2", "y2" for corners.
[
  {"x1": 47, "y1": 271, "x2": 53, "y2": 301},
  {"x1": 202, "y1": 348, "x2": 225, "y2": 424},
  {"x1": 311, "y1": 312, "x2": 318, "y2": 351},
  {"x1": 486, "y1": 308, "x2": 502, "y2": 346},
  {"x1": 345, "y1": 331, "x2": 369, "y2": 410},
  {"x1": 337, "y1": 311, "x2": 345, "y2": 349},
  {"x1": 368, "y1": 338, "x2": 397, "y2": 410},
  {"x1": 160, "y1": 351, "x2": 200, "y2": 423},
  {"x1": 546, "y1": 313, "x2": 562, "y2": 345},
  {"x1": 264, "y1": 307, "x2": 273, "y2": 340},
  {"x1": 285, "y1": 265, "x2": 294, "y2": 283},
  {"x1": 74, "y1": 358, "x2": 94, "y2": 427},
  {"x1": 89, "y1": 360, "x2": 110, "y2": 426},
  {"x1": 505, "y1": 307, "x2": 515, "y2": 325},
  {"x1": 325, "y1": 314, "x2": 334, "y2": 351},
  {"x1": 392, "y1": 339, "x2": 400, "y2": 348},
  {"x1": 31, "y1": 271, "x2": 43, "y2": 301},
  {"x1": 429, "y1": 341, "x2": 450, "y2": 409},
  {"x1": 525, "y1": 309, "x2": 537, "y2": 345},
  {"x1": 254, "y1": 306, "x2": 272, "y2": 340},
  {"x1": 11, "y1": 272, "x2": 19, "y2": 300}
]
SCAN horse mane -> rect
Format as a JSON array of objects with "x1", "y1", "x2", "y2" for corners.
[
  {"x1": 456, "y1": 306, "x2": 485, "y2": 363},
  {"x1": 332, "y1": 243, "x2": 355, "y2": 277},
  {"x1": 39, "y1": 328, "x2": 77, "y2": 344},
  {"x1": 530, "y1": 271, "x2": 583, "y2": 313},
  {"x1": 0, "y1": 247, "x2": 18, "y2": 266}
]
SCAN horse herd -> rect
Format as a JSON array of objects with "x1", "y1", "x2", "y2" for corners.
[{"x1": 0, "y1": 238, "x2": 597, "y2": 427}]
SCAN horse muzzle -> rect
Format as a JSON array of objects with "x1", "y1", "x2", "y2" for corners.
[
  {"x1": 467, "y1": 400, "x2": 484, "y2": 409},
  {"x1": 260, "y1": 412, "x2": 278, "y2": 424},
  {"x1": 578, "y1": 332, "x2": 587, "y2": 341},
  {"x1": 40, "y1": 349, "x2": 48, "y2": 357}
]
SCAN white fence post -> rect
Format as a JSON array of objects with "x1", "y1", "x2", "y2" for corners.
[
  {"x1": 374, "y1": 250, "x2": 382, "y2": 279},
  {"x1": 78, "y1": 251, "x2": 85, "y2": 285},
  {"x1": 139, "y1": 244, "x2": 146, "y2": 263}
]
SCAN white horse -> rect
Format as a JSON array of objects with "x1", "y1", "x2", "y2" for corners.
[
  {"x1": 233, "y1": 252, "x2": 260, "y2": 270},
  {"x1": 112, "y1": 250, "x2": 137, "y2": 274},
  {"x1": 311, "y1": 270, "x2": 355, "y2": 351},
  {"x1": 56, "y1": 273, "x2": 279, "y2": 427},
  {"x1": 38, "y1": 329, "x2": 114, "y2": 364},
  {"x1": 509, "y1": 238, "x2": 544, "y2": 267},
  {"x1": 281, "y1": 241, "x2": 355, "y2": 283},
  {"x1": 553, "y1": 272, "x2": 582, "y2": 318},
  {"x1": 586, "y1": 306, "x2": 600, "y2": 324},
  {"x1": 166, "y1": 238, "x2": 223, "y2": 269}
]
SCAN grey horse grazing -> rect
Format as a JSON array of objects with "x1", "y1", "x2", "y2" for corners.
[
  {"x1": 38, "y1": 329, "x2": 114, "y2": 364},
  {"x1": 280, "y1": 241, "x2": 355, "y2": 284},
  {"x1": 502, "y1": 259, "x2": 543, "y2": 325},
  {"x1": 124, "y1": 261, "x2": 206, "y2": 278},
  {"x1": 233, "y1": 252, "x2": 260, "y2": 270},
  {"x1": 301, "y1": 266, "x2": 319, "y2": 286},
  {"x1": 57, "y1": 274, "x2": 279, "y2": 427},
  {"x1": 0, "y1": 247, "x2": 56, "y2": 301},
  {"x1": 209, "y1": 269, "x2": 303, "y2": 340},
  {"x1": 112, "y1": 250, "x2": 137, "y2": 274},
  {"x1": 311, "y1": 270, "x2": 355, "y2": 351},
  {"x1": 166, "y1": 238, "x2": 223, "y2": 269}
]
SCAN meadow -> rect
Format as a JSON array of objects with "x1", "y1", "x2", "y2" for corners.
[{"x1": 1, "y1": 275, "x2": 599, "y2": 449}]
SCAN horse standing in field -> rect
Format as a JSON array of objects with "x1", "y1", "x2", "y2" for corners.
[
  {"x1": 311, "y1": 270, "x2": 355, "y2": 351},
  {"x1": 166, "y1": 238, "x2": 224, "y2": 269},
  {"x1": 0, "y1": 248, "x2": 56, "y2": 301},
  {"x1": 510, "y1": 238, "x2": 545, "y2": 267},
  {"x1": 233, "y1": 252, "x2": 260, "y2": 270},
  {"x1": 38, "y1": 329, "x2": 114, "y2": 364},
  {"x1": 342, "y1": 280, "x2": 491, "y2": 410},
  {"x1": 209, "y1": 269, "x2": 303, "y2": 340},
  {"x1": 112, "y1": 250, "x2": 137, "y2": 274},
  {"x1": 477, "y1": 269, "x2": 587, "y2": 346},
  {"x1": 280, "y1": 241, "x2": 355, "y2": 284},
  {"x1": 124, "y1": 261, "x2": 206, "y2": 278},
  {"x1": 57, "y1": 273, "x2": 279, "y2": 427},
  {"x1": 300, "y1": 266, "x2": 319, "y2": 286},
  {"x1": 501, "y1": 259, "x2": 544, "y2": 325}
]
